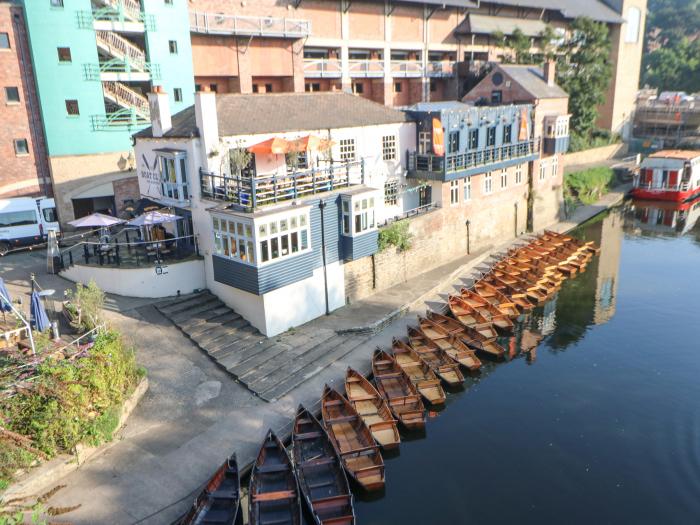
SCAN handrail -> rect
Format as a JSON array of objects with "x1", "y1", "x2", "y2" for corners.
[
  {"x1": 190, "y1": 11, "x2": 311, "y2": 37},
  {"x1": 95, "y1": 30, "x2": 146, "y2": 68},
  {"x1": 103, "y1": 81, "x2": 149, "y2": 116},
  {"x1": 0, "y1": 289, "x2": 35, "y2": 356},
  {"x1": 303, "y1": 58, "x2": 342, "y2": 77},
  {"x1": 94, "y1": 0, "x2": 142, "y2": 21},
  {"x1": 348, "y1": 59, "x2": 384, "y2": 77},
  {"x1": 390, "y1": 60, "x2": 423, "y2": 77}
]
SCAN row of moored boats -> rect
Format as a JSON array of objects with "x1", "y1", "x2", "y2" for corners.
[{"x1": 181, "y1": 230, "x2": 599, "y2": 525}]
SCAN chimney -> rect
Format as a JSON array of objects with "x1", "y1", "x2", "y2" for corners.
[
  {"x1": 148, "y1": 85, "x2": 171, "y2": 138},
  {"x1": 544, "y1": 60, "x2": 556, "y2": 87},
  {"x1": 195, "y1": 85, "x2": 219, "y2": 167}
]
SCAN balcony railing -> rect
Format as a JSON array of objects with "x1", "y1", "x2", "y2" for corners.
[
  {"x1": 426, "y1": 61, "x2": 456, "y2": 77},
  {"x1": 83, "y1": 60, "x2": 161, "y2": 81},
  {"x1": 408, "y1": 139, "x2": 540, "y2": 178},
  {"x1": 390, "y1": 60, "x2": 423, "y2": 77},
  {"x1": 90, "y1": 108, "x2": 150, "y2": 131},
  {"x1": 303, "y1": 58, "x2": 342, "y2": 78},
  {"x1": 200, "y1": 161, "x2": 365, "y2": 209},
  {"x1": 190, "y1": 11, "x2": 311, "y2": 37},
  {"x1": 634, "y1": 180, "x2": 691, "y2": 192},
  {"x1": 76, "y1": 9, "x2": 155, "y2": 30},
  {"x1": 348, "y1": 59, "x2": 384, "y2": 78}
]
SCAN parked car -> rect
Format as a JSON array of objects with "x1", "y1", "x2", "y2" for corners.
[{"x1": 0, "y1": 197, "x2": 60, "y2": 256}]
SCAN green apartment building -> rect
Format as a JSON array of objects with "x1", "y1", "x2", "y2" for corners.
[{"x1": 20, "y1": 0, "x2": 194, "y2": 223}]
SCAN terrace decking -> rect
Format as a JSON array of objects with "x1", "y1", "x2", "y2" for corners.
[{"x1": 156, "y1": 292, "x2": 369, "y2": 401}]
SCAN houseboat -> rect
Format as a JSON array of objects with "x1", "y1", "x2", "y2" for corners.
[{"x1": 632, "y1": 150, "x2": 700, "y2": 202}]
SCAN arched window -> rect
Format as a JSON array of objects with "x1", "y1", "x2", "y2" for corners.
[{"x1": 625, "y1": 7, "x2": 641, "y2": 43}]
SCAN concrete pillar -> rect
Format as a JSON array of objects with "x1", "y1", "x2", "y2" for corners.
[
  {"x1": 236, "y1": 38, "x2": 253, "y2": 94},
  {"x1": 383, "y1": 4, "x2": 393, "y2": 106},
  {"x1": 291, "y1": 38, "x2": 306, "y2": 93},
  {"x1": 340, "y1": 1, "x2": 351, "y2": 92},
  {"x1": 422, "y1": 6, "x2": 430, "y2": 102}
]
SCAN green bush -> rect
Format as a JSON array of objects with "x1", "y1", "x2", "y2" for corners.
[
  {"x1": 565, "y1": 167, "x2": 615, "y2": 205},
  {"x1": 378, "y1": 220, "x2": 413, "y2": 252},
  {"x1": 64, "y1": 280, "x2": 105, "y2": 333},
  {"x1": 568, "y1": 129, "x2": 621, "y2": 153},
  {"x1": 0, "y1": 330, "x2": 142, "y2": 462}
]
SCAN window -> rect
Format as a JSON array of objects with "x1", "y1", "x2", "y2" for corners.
[
  {"x1": 342, "y1": 200, "x2": 351, "y2": 235},
  {"x1": 469, "y1": 129, "x2": 479, "y2": 149},
  {"x1": 430, "y1": 80, "x2": 437, "y2": 92},
  {"x1": 394, "y1": 82, "x2": 402, "y2": 93},
  {"x1": 551, "y1": 156, "x2": 559, "y2": 178},
  {"x1": 57, "y1": 47, "x2": 71, "y2": 62},
  {"x1": 382, "y1": 135, "x2": 397, "y2": 161},
  {"x1": 42, "y1": 207, "x2": 57, "y2": 223},
  {"x1": 539, "y1": 160, "x2": 547, "y2": 181},
  {"x1": 487, "y1": 126, "x2": 496, "y2": 147},
  {"x1": 463, "y1": 177, "x2": 471, "y2": 201},
  {"x1": 174, "y1": 88, "x2": 182, "y2": 102},
  {"x1": 4, "y1": 87, "x2": 19, "y2": 103},
  {"x1": 484, "y1": 172, "x2": 493, "y2": 194},
  {"x1": 159, "y1": 152, "x2": 189, "y2": 201},
  {"x1": 448, "y1": 131, "x2": 460, "y2": 154},
  {"x1": 213, "y1": 217, "x2": 254, "y2": 264},
  {"x1": 265, "y1": 83, "x2": 273, "y2": 93},
  {"x1": 500, "y1": 169, "x2": 507, "y2": 189},
  {"x1": 503, "y1": 124, "x2": 512, "y2": 144},
  {"x1": 164, "y1": 0, "x2": 173, "y2": 4},
  {"x1": 450, "y1": 180, "x2": 459, "y2": 205},
  {"x1": 209, "y1": 84, "x2": 218, "y2": 93},
  {"x1": 13, "y1": 139, "x2": 28, "y2": 155},
  {"x1": 50, "y1": 0, "x2": 64, "y2": 6},
  {"x1": 418, "y1": 131, "x2": 431, "y2": 154},
  {"x1": 252, "y1": 84, "x2": 259, "y2": 93},
  {"x1": 0, "y1": 33, "x2": 9, "y2": 49},
  {"x1": 65, "y1": 99, "x2": 79, "y2": 115},
  {"x1": 384, "y1": 179, "x2": 398, "y2": 206},
  {"x1": 625, "y1": 7, "x2": 641, "y2": 43},
  {"x1": 515, "y1": 164, "x2": 523, "y2": 185},
  {"x1": 168, "y1": 40, "x2": 178, "y2": 54},
  {"x1": 249, "y1": 212, "x2": 310, "y2": 265},
  {"x1": 352, "y1": 82, "x2": 364, "y2": 94},
  {"x1": 352, "y1": 197, "x2": 375, "y2": 234},
  {"x1": 195, "y1": 84, "x2": 201, "y2": 92},
  {"x1": 491, "y1": 90, "x2": 502, "y2": 104},
  {"x1": 0, "y1": 210, "x2": 37, "y2": 227},
  {"x1": 339, "y1": 138, "x2": 356, "y2": 162},
  {"x1": 305, "y1": 82, "x2": 321, "y2": 92}
]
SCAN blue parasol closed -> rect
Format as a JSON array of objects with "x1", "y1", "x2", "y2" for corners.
[
  {"x1": 30, "y1": 291, "x2": 50, "y2": 332},
  {"x1": 0, "y1": 278, "x2": 11, "y2": 312}
]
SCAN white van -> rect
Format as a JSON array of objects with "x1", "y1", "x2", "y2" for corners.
[{"x1": 0, "y1": 197, "x2": 60, "y2": 256}]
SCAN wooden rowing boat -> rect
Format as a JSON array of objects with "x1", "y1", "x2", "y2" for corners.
[
  {"x1": 474, "y1": 280, "x2": 533, "y2": 312},
  {"x1": 544, "y1": 230, "x2": 600, "y2": 254},
  {"x1": 459, "y1": 324, "x2": 506, "y2": 359},
  {"x1": 249, "y1": 430, "x2": 302, "y2": 525},
  {"x1": 417, "y1": 316, "x2": 481, "y2": 371},
  {"x1": 459, "y1": 289, "x2": 514, "y2": 331},
  {"x1": 487, "y1": 271, "x2": 549, "y2": 303},
  {"x1": 447, "y1": 295, "x2": 499, "y2": 339},
  {"x1": 389, "y1": 339, "x2": 446, "y2": 404},
  {"x1": 372, "y1": 349, "x2": 426, "y2": 430},
  {"x1": 344, "y1": 368, "x2": 400, "y2": 450},
  {"x1": 425, "y1": 310, "x2": 467, "y2": 335},
  {"x1": 180, "y1": 455, "x2": 242, "y2": 525},
  {"x1": 404, "y1": 329, "x2": 465, "y2": 386},
  {"x1": 321, "y1": 386, "x2": 385, "y2": 492},
  {"x1": 292, "y1": 405, "x2": 355, "y2": 525}
]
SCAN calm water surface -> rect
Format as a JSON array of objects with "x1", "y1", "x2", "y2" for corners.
[{"x1": 353, "y1": 200, "x2": 700, "y2": 524}]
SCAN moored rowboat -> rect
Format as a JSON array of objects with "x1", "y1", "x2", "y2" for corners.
[
  {"x1": 180, "y1": 455, "x2": 242, "y2": 525},
  {"x1": 390, "y1": 339, "x2": 447, "y2": 404},
  {"x1": 447, "y1": 295, "x2": 499, "y2": 339},
  {"x1": 417, "y1": 316, "x2": 482, "y2": 371},
  {"x1": 459, "y1": 289, "x2": 514, "y2": 332},
  {"x1": 345, "y1": 368, "x2": 400, "y2": 450},
  {"x1": 372, "y1": 349, "x2": 426, "y2": 430},
  {"x1": 405, "y1": 329, "x2": 465, "y2": 386}
]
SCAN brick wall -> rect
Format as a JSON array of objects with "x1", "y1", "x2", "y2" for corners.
[
  {"x1": 112, "y1": 176, "x2": 140, "y2": 216},
  {"x1": 0, "y1": 4, "x2": 50, "y2": 198},
  {"x1": 344, "y1": 162, "x2": 563, "y2": 302}
]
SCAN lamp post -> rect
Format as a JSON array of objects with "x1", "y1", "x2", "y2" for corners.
[
  {"x1": 319, "y1": 200, "x2": 330, "y2": 315},
  {"x1": 465, "y1": 219, "x2": 471, "y2": 254}
]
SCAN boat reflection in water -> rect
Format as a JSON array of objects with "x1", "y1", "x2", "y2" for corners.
[{"x1": 626, "y1": 195, "x2": 700, "y2": 237}]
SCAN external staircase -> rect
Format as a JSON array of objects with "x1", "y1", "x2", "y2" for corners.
[
  {"x1": 156, "y1": 292, "x2": 370, "y2": 401},
  {"x1": 95, "y1": 30, "x2": 147, "y2": 71},
  {"x1": 93, "y1": 0, "x2": 142, "y2": 22},
  {"x1": 103, "y1": 81, "x2": 149, "y2": 116}
]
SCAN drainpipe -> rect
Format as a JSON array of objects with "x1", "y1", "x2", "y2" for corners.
[
  {"x1": 465, "y1": 219, "x2": 471, "y2": 254},
  {"x1": 319, "y1": 200, "x2": 330, "y2": 315}
]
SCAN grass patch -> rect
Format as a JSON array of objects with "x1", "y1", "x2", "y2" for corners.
[{"x1": 565, "y1": 166, "x2": 615, "y2": 206}]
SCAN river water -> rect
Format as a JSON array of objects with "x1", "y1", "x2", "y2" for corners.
[{"x1": 353, "y1": 199, "x2": 700, "y2": 524}]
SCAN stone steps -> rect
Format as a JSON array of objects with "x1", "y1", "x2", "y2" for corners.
[{"x1": 156, "y1": 291, "x2": 369, "y2": 401}]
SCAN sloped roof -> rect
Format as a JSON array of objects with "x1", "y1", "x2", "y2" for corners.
[
  {"x1": 478, "y1": 0, "x2": 623, "y2": 24},
  {"x1": 457, "y1": 13, "x2": 548, "y2": 37},
  {"x1": 498, "y1": 64, "x2": 568, "y2": 99},
  {"x1": 134, "y1": 92, "x2": 410, "y2": 140}
]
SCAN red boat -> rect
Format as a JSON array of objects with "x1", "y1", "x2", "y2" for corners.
[{"x1": 632, "y1": 150, "x2": 700, "y2": 202}]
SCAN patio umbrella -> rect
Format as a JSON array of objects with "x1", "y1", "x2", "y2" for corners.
[
  {"x1": 30, "y1": 291, "x2": 50, "y2": 332},
  {"x1": 0, "y1": 278, "x2": 11, "y2": 321},
  {"x1": 127, "y1": 211, "x2": 183, "y2": 226},
  {"x1": 68, "y1": 212, "x2": 125, "y2": 228}
]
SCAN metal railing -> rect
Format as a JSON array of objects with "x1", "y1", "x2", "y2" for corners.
[
  {"x1": 83, "y1": 60, "x2": 160, "y2": 81},
  {"x1": 303, "y1": 58, "x2": 342, "y2": 78},
  {"x1": 390, "y1": 60, "x2": 423, "y2": 77},
  {"x1": 378, "y1": 202, "x2": 440, "y2": 227},
  {"x1": 634, "y1": 180, "x2": 691, "y2": 191},
  {"x1": 90, "y1": 108, "x2": 150, "y2": 131},
  {"x1": 426, "y1": 61, "x2": 456, "y2": 77},
  {"x1": 408, "y1": 139, "x2": 541, "y2": 176},
  {"x1": 103, "y1": 81, "x2": 149, "y2": 116},
  {"x1": 95, "y1": 30, "x2": 146, "y2": 68},
  {"x1": 348, "y1": 59, "x2": 384, "y2": 77},
  {"x1": 200, "y1": 161, "x2": 365, "y2": 209},
  {"x1": 190, "y1": 11, "x2": 311, "y2": 37},
  {"x1": 93, "y1": 0, "x2": 142, "y2": 21}
]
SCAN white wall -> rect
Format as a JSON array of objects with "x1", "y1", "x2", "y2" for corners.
[{"x1": 61, "y1": 259, "x2": 206, "y2": 298}]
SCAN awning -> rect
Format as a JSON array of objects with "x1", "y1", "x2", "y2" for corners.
[
  {"x1": 456, "y1": 13, "x2": 548, "y2": 37},
  {"x1": 247, "y1": 135, "x2": 334, "y2": 154}
]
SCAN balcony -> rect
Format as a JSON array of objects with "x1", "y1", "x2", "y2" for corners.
[
  {"x1": 407, "y1": 140, "x2": 541, "y2": 181},
  {"x1": 390, "y1": 60, "x2": 423, "y2": 78},
  {"x1": 90, "y1": 108, "x2": 150, "y2": 131},
  {"x1": 303, "y1": 58, "x2": 342, "y2": 78},
  {"x1": 83, "y1": 60, "x2": 161, "y2": 82},
  {"x1": 348, "y1": 59, "x2": 384, "y2": 78},
  {"x1": 200, "y1": 161, "x2": 365, "y2": 210},
  {"x1": 426, "y1": 61, "x2": 456, "y2": 77},
  {"x1": 76, "y1": 9, "x2": 155, "y2": 32},
  {"x1": 190, "y1": 11, "x2": 311, "y2": 38}
]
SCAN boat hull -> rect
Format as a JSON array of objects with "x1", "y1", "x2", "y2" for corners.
[{"x1": 631, "y1": 186, "x2": 700, "y2": 202}]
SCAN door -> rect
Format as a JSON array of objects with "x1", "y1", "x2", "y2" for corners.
[
  {"x1": 419, "y1": 185, "x2": 432, "y2": 207},
  {"x1": 652, "y1": 169, "x2": 664, "y2": 189},
  {"x1": 38, "y1": 199, "x2": 60, "y2": 234}
]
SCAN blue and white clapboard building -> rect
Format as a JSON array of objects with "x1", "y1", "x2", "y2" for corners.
[{"x1": 133, "y1": 88, "x2": 416, "y2": 335}]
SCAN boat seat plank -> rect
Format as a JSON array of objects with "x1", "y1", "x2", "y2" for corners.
[
  {"x1": 301, "y1": 457, "x2": 335, "y2": 468},
  {"x1": 307, "y1": 479, "x2": 336, "y2": 489},
  {"x1": 258, "y1": 464, "x2": 290, "y2": 474},
  {"x1": 295, "y1": 431, "x2": 323, "y2": 440},
  {"x1": 252, "y1": 490, "x2": 296, "y2": 502},
  {"x1": 259, "y1": 518, "x2": 293, "y2": 525},
  {"x1": 209, "y1": 490, "x2": 238, "y2": 500},
  {"x1": 326, "y1": 415, "x2": 359, "y2": 424}
]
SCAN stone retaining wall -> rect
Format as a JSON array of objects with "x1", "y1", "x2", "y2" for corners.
[{"x1": 563, "y1": 143, "x2": 628, "y2": 168}]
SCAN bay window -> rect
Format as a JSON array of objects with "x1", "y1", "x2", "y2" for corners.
[{"x1": 341, "y1": 191, "x2": 379, "y2": 237}]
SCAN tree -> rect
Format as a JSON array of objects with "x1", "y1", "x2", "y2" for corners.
[
  {"x1": 556, "y1": 17, "x2": 612, "y2": 141},
  {"x1": 492, "y1": 28, "x2": 533, "y2": 64}
]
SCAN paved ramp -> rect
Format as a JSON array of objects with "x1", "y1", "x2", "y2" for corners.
[{"x1": 156, "y1": 292, "x2": 368, "y2": 401}]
